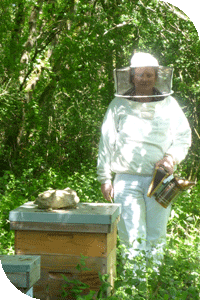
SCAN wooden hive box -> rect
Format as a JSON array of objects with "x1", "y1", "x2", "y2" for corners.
[
  {"x1": 0, "y1": 255, "x2": 40, "y2": 297},
  {"x1": 9, "y1": 202, "x2": 121, "y2": 300}
]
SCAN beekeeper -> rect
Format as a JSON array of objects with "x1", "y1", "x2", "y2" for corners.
[{"x1": 97, "y1": 52, "x2": 191, "y2": 262}]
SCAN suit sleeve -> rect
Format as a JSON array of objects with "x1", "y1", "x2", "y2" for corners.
[
  {"x1": 166, "y1": 99, "x2": 191, "y2": 164},
  {"x1": 97, "y1": 100, "x2": 118, "y2": 184}
]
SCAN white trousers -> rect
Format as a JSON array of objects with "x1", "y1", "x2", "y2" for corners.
[{"x1": 114, "y1": 174, "x2": 171, "y2": 263}]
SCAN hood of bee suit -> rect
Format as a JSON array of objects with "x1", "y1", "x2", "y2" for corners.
[{"x1": 113, "y1": 52, "x2": 174, "y2": 101}]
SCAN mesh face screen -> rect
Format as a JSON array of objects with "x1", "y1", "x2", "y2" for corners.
[{"x1": 114, "y1": 66, "x2": 173, "y2": 99}]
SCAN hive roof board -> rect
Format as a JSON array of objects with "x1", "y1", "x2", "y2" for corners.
[
  {"x1": 0, "y1": 255, "x2": 40, "y2": 288},
  {"x1": 9, "y1": 202, "x2": 121, "y2": 225},
  {"x1": 0, "y1": 255, "x2": 40, "y2": 273}
]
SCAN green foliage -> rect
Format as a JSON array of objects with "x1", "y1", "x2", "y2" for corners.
[
  {"x1": 61, "y1": 275, "x2": 90, "y2": 299},
  {"x1": 59, "y1": 223, "x2": 199, "y2": 299},
  {"x1": 0, "y1": 0, "x2": 199, "y2": 180},
  {"x1": 61, "y1": 254, "x2": 111, "y2": 300},
  {"x1": 0, "y1": 0, "x2": 199, "y2": 298}
]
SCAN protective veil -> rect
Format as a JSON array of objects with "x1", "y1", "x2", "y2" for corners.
[{"x1": 114, "y1": 52, "x2": 173, "y2": 100}]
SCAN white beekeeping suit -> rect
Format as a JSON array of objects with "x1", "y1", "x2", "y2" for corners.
[{"x1": 97, "y1": 52, "x2": 191, "y2": 263}]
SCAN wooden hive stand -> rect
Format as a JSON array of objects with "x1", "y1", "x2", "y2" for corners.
[{"x1": 9, "y1": 202, "x2": 121, "y2": 299}]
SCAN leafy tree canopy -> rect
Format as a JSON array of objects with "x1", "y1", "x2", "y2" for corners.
[{"x1": 0, "y1": 0, "x2": 199, "y2": 179}]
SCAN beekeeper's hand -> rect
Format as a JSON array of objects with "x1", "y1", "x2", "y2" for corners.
[
  {"x1": 101, "y1": 183, "x2": 114, "y2": 202},
  {"x1": 156, "y1": 155, "x2": 175, "y2": 175}
]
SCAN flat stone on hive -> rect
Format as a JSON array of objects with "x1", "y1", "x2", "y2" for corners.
[{"x1": 34, "y1": 187, "x2": 80, "y2": 209}]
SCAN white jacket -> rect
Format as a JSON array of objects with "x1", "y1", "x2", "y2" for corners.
[{"x1": 97, "y1": 96, "x2": 191, "y2": 184}]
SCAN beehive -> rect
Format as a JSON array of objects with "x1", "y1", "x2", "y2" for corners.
[
  {"x1": 9, "y1": 202, "x2": 121, "y2": 299},
  {"x1": 0, "y1": 255, "x2": 40, "y2": 297}
]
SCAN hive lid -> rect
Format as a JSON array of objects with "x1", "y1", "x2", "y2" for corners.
[
  {"x1": 0, "y1": 255, "x2": 40, "y2": 273},
  {"x1": 9, "y1": 202, "x2": 121, "y2": 225}
]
